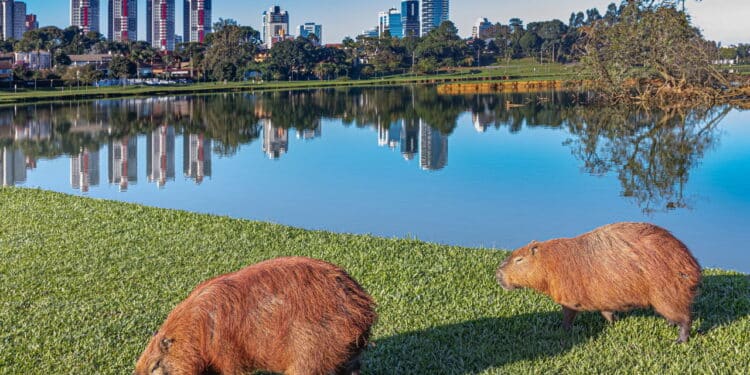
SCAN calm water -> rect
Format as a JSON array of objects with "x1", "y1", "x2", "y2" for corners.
[{"x1": 1, "y1": 87, "x2": 749, "y2": 273}]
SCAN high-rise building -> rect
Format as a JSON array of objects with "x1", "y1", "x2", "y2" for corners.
[
  {"x1": 421, "y1": 0, "x2": 449, "y2": 36},
  {"x1": 146, "y1": 0, "x2": 152, "y2": 44},
  {"x1": 12, "y1": 1, "x2": 25, "y2": 39},
  {"x1": 150, "y1": 0, "x2": 175, "y2": 51},
  {"x1": 0, "y1": 1, "x2": 13, "y2": 40},
  {"x1": 262, "y1": 5, "x2": 289, "y2": 49},
  {"x1": 401, "y1": 0, "x2": 419, "y2": 38},
  {"x1": 25, "y1": 14, "x2": 38, "y2": 32},
  {"x1": 472, "y1": 17, "x2": 492, "y2": 39},
  {"x1": 71, "y1": 0, "x2": 100, "y2": 34},
  {"x1": 401, "y1": 118, "x2": 419, "y2": 160},
  {"x1": 108, "y1": 0, "x2": 136, "y2": 42},
  {"x1": 298, "y1": 22, "x2": 322, "y2": 45},
  {"x1": 183, "y1": 0, "x2": 211, "y2": 43},
  {"x1": 378, "y1": 8, "x2": 402, "y2": 38}
]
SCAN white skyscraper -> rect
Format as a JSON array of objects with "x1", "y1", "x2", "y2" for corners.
[
  {"x1": 421, "y1": 0, "x2": 449, "y2": 36},
  {"x1": 0, "y1": 0, "x2": 13, "y2": 40},
  {"x1": 151, "y1": 0, "x2": 175, "y2": 51},
  {"x1": 109, "y1": 0, "x2": 137, "y2": 42},
  {"x1": 262, "y1": 5, "x2": 289, "y2": 49},
  {"x1": 71, "y1": 0, "x2": 100, "y2": 33},
  {"x1": 184, "y1": 0, "x2": 211, "y2": 43}
]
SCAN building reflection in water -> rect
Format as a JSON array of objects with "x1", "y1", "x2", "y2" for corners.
[
  {"x1": 184, "y1": 133, "x2": 212, "y2": 184},
  {"x1": 1, "y1": 147, "x2": 27, "y2": 186},
  {"x1": 262, "y1": 119, "x2": 288, "y2": 160},
  {"x1": 296, "y1": 120, "x2": 322, "y2": 140},
  {"x1": 71, "y1": 148, "x2": 100, "y2": 193},
  {"x1": 378, "y1": 121, "x2": 401, "y2": 149},
  {"x1": 419, "y1": 120, "x2": 448, "y2": 171},
  {"x1": 147, "y1": 125, "x2": 176, "y2": 188},
  {"x1": 401, "y1": 118, "x2": 419, "y2": 161},
  {"x1": 108, "y1": 137, "x2": 138, "y2": 192}
]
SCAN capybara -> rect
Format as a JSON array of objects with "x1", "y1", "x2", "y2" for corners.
[
  {"x1": 135, "y1": 257, "x2": 377, "y2": 375},
  {"x1": 495, "y1": 222, "x2": 701, "y2": 343}
]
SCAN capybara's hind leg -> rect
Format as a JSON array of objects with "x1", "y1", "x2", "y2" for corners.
[
  {"x1": 562, "y1": 306, "x2": 578, "y2": 330},
  {"x1": 601, "y1": 311, "x2": 617, "y2": 324},
  {"x1": 652, "y1": 301, "x2": 692, "y2": 343},
  {"x1": 336, "y1": 352, "x2": 363, "y2": 375}
]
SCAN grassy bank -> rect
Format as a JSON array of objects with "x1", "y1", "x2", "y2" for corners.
[
  {"x1": 0, "y1": 188, "x2": 748, "y2": 374},
  {"x1": 0, "y1": 60, "x2": 575, "y2": 105}
]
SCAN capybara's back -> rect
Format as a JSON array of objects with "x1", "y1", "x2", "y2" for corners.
[
  {"x1": 135, "y1": 257, "x2": 377, "y2": 375},
  {"x1": 496, "y1": 222, "x2": 701, "y2": 342}
]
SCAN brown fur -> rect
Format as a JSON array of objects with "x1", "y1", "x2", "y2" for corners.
[
  {"x1": 496, "y1": 222, "x2": 701, "y2": 343},
  {"x1": 135, "y1": 257, "x2": 377, "y2": 375}
]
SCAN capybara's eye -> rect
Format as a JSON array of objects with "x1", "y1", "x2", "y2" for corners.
[{"x1": 515, "y1": 257, "x2": 524, "y2": 263}]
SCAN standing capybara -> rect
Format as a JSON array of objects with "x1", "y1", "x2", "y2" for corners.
[
  {"x1": 135, "y1": 257, "x2": 377, "y2": 375},
  {"x1": 495, "y1": 222, "x2": 701, "y2": 343}
]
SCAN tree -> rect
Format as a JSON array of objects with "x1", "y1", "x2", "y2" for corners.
[
  {"x1": 109, "y1": 56, "x2": 136, "y2": 79},
  {"x1": 578, "y1": 1, "x2": 727, "y2": 104},
  {"x1": 415, "y1": 21, "x2": 470, "y2": 68},
  {"x1": 202, "y1": 23, "x2": 260, "y2": 81}
]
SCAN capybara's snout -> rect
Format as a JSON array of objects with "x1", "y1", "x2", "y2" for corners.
[{"x1": 495, "y1": 263, "x2": 514, "y2": 291}]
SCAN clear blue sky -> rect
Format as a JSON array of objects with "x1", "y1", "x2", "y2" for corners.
[{"x1": 20, "y1": 0, "x2": 750, "y2": 45}]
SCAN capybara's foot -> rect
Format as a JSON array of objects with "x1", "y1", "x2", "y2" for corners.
[{"x1": 601, "y1": 311, "x2": 617, "y2": 324}]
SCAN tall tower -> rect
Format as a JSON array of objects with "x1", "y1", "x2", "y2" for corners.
[
  {"x1": 151, "y1": 0, "x2": 175, "y2": 51},
  {"x1": 262, "y1": 5, "x2": 289, "y2": 49},
  {"x1": 108, "y1": 0, "x2": 136, "y2": 42},
  {"x1": 421, "y1": 0, "x2": 448, "y2": 36},
  {"x1": 0, "y1": 0, "x2": 13, "y2": 41},
  {"x1": 146, "y1": 0, "x2": 152, "y2": 44},
  {"x1": 184, "y1": 0, "x2": 211, "y2": 43},
  {"x1": 12, "y1": 1, "x2": 25, "y2": 39},
  {"x1": 71, "y1": 0, "x2": 100, "y2": 34},
  {"x1": 401, "y1": 0, "x2": 419, "y2": 38}
]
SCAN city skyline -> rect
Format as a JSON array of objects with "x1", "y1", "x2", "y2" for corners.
[{"x1": 13, "y1": 0, "x2": 750, "y2": 46}]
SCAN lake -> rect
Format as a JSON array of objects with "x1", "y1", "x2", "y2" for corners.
[{"x1": 1, "y1": 87, "x2": 749, "y2": 273}]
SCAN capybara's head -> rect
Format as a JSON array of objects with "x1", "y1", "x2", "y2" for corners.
[
  {"x1": 496, "y1": 240, "x2": 546, "y2": 291},
  {"x1": 134, "y1": 331, "x2": 189, "y2": 375}
]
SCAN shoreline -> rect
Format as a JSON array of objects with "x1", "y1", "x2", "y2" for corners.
[
  {"x1": 1, "y1": 187, "x2": 748, "y2": 373},
  {"x1": 0, "y1": 70, "x2": 573, "y2": 106}
]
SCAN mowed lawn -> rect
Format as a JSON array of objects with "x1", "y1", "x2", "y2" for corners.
[{"x1": 0, "y1": 188, "x2": 748, "y2": 374}]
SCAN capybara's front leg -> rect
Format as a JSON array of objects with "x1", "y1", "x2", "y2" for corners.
[
  {"x1": 677, "y1": 320, "x2": 692, "y2": 344},
  {"x1": 562, "y1": 306, "x2": 578, "y2": 330},
  {"x1": 601, "y1": 311, "x2": 617, "y2": 324}
]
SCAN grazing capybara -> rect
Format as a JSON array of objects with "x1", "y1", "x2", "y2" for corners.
[
  {"x1": 495, "y1": 222, "x2": 701, "y2": 343},
  {"x1": 135, "y1": 257, "x2": 377, "y2": 375}
]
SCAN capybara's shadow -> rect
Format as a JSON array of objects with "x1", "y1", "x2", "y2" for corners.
[
  {"x1": 693, "y1": 274, "x2": 750, "y2": 333},
  {"x1": 366, "y1": 311, "x2": 605, "y2": 374}
]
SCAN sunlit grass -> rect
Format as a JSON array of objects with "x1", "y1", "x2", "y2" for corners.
[{"x1": 1, "y1": 188, "x2": 748, "y2": 374}]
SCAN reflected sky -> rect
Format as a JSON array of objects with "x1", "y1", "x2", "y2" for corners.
[{"x1": 1, "y1": 88, "x2": 749, "y2": 272}]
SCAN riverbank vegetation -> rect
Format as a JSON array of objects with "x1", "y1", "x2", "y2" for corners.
[
  {"x1": 0, "y1": 188, "x2": 748, "y2": 373},
  {"x1": 578, "y1": 1, "x2": 749, "y2": 105}
]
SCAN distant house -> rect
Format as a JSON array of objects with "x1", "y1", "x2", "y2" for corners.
[
  {"x1": 0, "y1": 54, "x2": 14, "y2": 81},
  {"x1": 69, "y1": 54, "x2": 115, "y2": 71},
  {"x1": 14, "y1": 51, "x2": 52, "y2": 70}
]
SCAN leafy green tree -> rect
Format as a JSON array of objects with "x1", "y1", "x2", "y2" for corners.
[
  {"x1": 415, "y1": 21, "x2": 470, "y2": 68},
  {"x1": 202, "y1": 22, "x2": 260, "y2": 81},
  {"x1": 109, "y1": 56, "x2": 136, "y2": 79}
]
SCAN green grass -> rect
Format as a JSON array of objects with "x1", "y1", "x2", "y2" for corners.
[
  {"x1": 1, "y1": 188, "x2": 748, "y2": 374},
  {"x1": 0, "y1": 61, "x2": 575, "y2": 106}
]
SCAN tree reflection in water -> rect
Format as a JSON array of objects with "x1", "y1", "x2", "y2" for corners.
[{"x1": 0, "y1": 87, "x2": 733, "y2": 212}]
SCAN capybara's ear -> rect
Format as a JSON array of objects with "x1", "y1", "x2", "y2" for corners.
[
  {"x1": 160, "y1": 338, "x2": 174, "y2": 353},
  {"x1": 531, "y1": 245, "x2": 539, "y2": 255}
]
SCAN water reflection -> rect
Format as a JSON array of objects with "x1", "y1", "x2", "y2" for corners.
[{"x1": 0, "y1": 87, "x2": 731, "y2": 213}]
